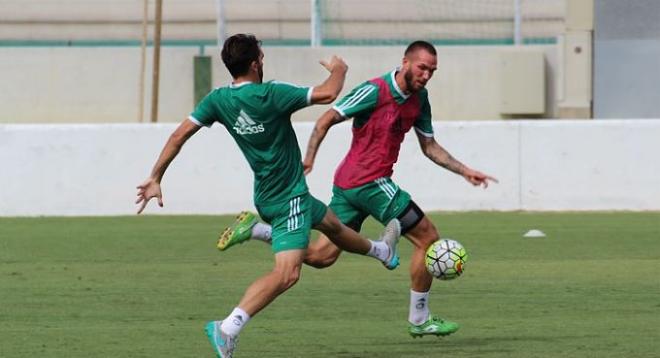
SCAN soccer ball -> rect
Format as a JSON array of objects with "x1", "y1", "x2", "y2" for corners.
[{"x1": 425, "y1": 239, "x2": 468, "y2": 280}]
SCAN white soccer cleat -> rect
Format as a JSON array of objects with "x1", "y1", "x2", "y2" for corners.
[
  {"x1": 205, "y1": 321, "x2": 238, "y2": 358},
  {"x1": 380, "y1": 218, "x2": 402, "y2": 270}
]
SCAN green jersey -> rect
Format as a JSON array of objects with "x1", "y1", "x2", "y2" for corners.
[{"x1": 190, "y1": 80, "x2": 313, "y2": 205}]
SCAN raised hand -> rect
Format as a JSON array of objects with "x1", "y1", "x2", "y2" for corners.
[{"x1": 319, "y1": 55, "x2": 348, "y2": 74}]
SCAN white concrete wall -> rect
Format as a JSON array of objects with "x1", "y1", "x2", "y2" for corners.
[
  {"x1": 0, "y1": 45, "x2": 558, "y2": 124},
  {"x1": 0, "y1": 47, "x2": 199, "y2": 124},
  {"x1": 1, "y1": 119, "x2": 658, "y2": 216}
]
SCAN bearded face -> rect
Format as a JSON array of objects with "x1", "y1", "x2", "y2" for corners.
[
  {"x1": 404, "y1": 69, "x2": 416, "y2": 93},
  {"x1": 401, "y1": 49, "x2": 437, "y2": 93}
]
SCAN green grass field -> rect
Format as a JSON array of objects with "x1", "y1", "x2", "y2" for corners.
[{"x1": 1, "y1": 212, "x2": 659, "y2": 358}]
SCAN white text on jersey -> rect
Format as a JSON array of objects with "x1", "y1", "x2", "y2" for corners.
[{"x1": 233, "y1": 110, "x2": 265, "y2": 135}]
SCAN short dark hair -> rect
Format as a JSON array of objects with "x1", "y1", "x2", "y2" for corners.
[
  {"x1": 404, "y1": 40, "x2": 437, "y2": 57},
  {"x1": 221, "y1": 34, "x2": 262, "y2": 78}
]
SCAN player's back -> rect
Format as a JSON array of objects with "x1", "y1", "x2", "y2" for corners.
[{"x1": 190, "y1": 80, "x2": 312, "y2": 204}]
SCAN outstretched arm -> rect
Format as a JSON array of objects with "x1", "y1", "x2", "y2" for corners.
[
  {"x1": 303, "y1": 109, "x2": 345, "y2": 174},
  {"x1": 136, "y1": 119, "x2": 201, "y2": 213},
  {"x1": 415, "y1": 131, "x2": 498, "y2": 188},
  {"x1": 310, "y1": 56, "x2": 348, "y2": 104}
]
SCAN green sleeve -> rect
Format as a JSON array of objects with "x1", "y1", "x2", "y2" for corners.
[
  {"x1": 332, "y1": 81, "x2": 379, "y2": 118},
  {"x1": 414, "y1": 90, "x2": 434, "y2": 137},
  {"x1": 270, "y1": 81, "x2": 312, "y2": 114},
  {"x1": 189, "y1": 91, "x2": 218, "y2": 127}
]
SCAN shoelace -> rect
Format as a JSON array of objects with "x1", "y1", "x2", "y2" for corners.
[
  {"x1": 430, "y1": 316, "x2": 445, "y2": 323},
  {"x1": 226, "y1": 336, "x2": 239, "y2": 355}
]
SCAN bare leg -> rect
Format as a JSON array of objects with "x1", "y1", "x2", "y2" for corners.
[
  {"x1": 404, "y1": 216, "x2": 438, "y2": 292},
  {"x1": 313, "y1": 208, "x2": 372, "y2": 254},
  {"x1": 236, "y1": 249, "x2": 305, "y2": 316}
]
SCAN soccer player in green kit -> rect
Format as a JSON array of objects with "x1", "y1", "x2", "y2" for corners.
[
  {"x1": 219, "y1": 40, "x2": 498, "y2": 338},
  {"x1": 135, "y1": 34, "x2": 401, "y2": 358}
]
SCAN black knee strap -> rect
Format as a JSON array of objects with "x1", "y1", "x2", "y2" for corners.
[{"x1": 397, "y1": 201, "x2": 425, "y2": 235}]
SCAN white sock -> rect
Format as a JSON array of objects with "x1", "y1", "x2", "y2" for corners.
[
  {"x1": 251, "y1": 223, "x2": 272, "y2": 243},
  {"x1": 366, "y1": 240, "x2": 390, "y2": 262},
  {"x1": 409, "y1": 290, "x2": 430, "y2": 325},
  {"x1": 220, "y1": 307, "x2": 251, "y2": 337}
]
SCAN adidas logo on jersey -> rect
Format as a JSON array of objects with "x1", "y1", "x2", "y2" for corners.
[{"x1": 233, "y1": 110, "x2": 265, "y2": 135}]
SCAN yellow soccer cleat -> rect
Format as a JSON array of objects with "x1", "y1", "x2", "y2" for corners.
[{"x1": 217, "y1": 211, "x2": 258, "y2": 251}]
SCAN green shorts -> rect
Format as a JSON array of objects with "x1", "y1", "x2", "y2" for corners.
[
  {"x1": 329, "y1": 177, "x2": 411, "y2": 231},
  {"x1": 256, "y1": 193, "x2": 327, "y2": 253}
]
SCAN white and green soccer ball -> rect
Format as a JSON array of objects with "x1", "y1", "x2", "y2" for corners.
[{"x1": 425, "y1": 239, "x2": 468, "y2": 280}]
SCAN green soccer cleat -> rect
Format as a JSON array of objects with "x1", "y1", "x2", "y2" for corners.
[
  {"x1": 381, "y1": 218, "x2": 402, "y2": 270},
  {"x1": 408, "y1": 316, "x2": 460, "y2": 338},
  {"x1": 205, "y1": 321, "x2": 238, "y2": 358},
  {"x1": 217, "y1": 211, "x2": 257, "y2": 251}
]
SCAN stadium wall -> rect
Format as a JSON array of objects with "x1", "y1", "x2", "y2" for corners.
[
  {"x1": 1, "y1": 120, "x2": 658, "y2": 216},
  {"x1": 0, "y1": 45, "x2": 557, "y2": 123}
]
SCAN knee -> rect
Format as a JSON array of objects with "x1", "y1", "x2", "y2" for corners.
[{"x1": 274, "y1": 267, "x2": 301, "y2": 290}]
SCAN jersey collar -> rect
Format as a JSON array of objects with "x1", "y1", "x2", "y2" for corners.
[
  {"x1": 230, "y1": 81, "x2": 253, "y2": 88},
  {"x1": 389, "y1": 68, "x2": 410, "y2": 103}
]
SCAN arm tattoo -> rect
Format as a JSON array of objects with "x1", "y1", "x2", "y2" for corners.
[
  {"x1": 306, "y1": 111, "x2": 344, "y2": 161},
  {"x1": 329, "y1": 111, "x2": 344, "y2": 125},
  {"x1": 426, "y1": 142, "x2": 467, "y2": 175}
]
